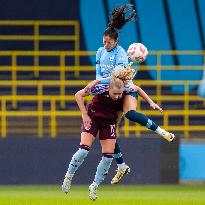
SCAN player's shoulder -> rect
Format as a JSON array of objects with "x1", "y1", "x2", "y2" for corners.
[
  {"x1": 97, "y1": 47, "x2": 105, "y2": 53},
  {"x1": 116, "y1": 45, "x2": 126, "y2": 54}
]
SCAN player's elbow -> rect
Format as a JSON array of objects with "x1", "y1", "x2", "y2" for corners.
[
  {"x1": 75, "y1": 90, "x2": 83, "y2": 99},
  {"x1": 75, "y1": 89, "x2": 87, "y2": 100},
  {"x1": 75, "y1": 91, "x2": 80, "y2": 100}
]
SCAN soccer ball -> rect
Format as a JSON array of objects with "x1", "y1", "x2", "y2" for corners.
[{"x1": 127, "y1": 43, "x2": 148, "y2": 63}]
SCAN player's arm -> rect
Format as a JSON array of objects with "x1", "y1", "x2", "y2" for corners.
[
  {"x1": 75, "y1": 89, "x2": 92, "y2": 129},
  {"x1": 84, "y1": 79, "x2": 101, "y2": 93},
  {"x1": 96, "y1": 48, "x2": 112, "y2": 84},
  {"x1": 135, "y1": 86, "x2": 163, "y2": 112},
  {"x1": 96, "y1": 49, "x2": 102, "y2": 80}
]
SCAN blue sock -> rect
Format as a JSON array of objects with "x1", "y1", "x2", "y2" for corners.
[
  {"x1": 66, "y1": 145, "x2": 90, "y2": 176},
  {"x1": 113, "y1": 142, "x2": 124, "y2": 164},
  {"x1": 125, "y1": 110, "x2": 158, "y2": 131},
  {"x1": 94, "y1": 154, "x2": 113, "y2": 185}
]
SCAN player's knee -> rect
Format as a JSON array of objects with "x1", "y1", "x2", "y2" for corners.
[
  {"x1": 125, "y1": 110, "x2": 147, "y2": 126},
  {"x1": 80, "y1": 144, "x2": 91, "y2": 151},
  {"x1": 125, "y1": 110, "x2": 139, "y2": 121},
  {"x1": 78, "y1": 144, "x2": 90, "y2": 158},
  {"x1": 72, "y1": 145, "x2": 90, "y2": 162}
]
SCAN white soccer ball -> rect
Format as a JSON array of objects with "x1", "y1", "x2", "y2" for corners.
[{"x1": 127, "y1": 43, "x2": 148, "y2": 63}]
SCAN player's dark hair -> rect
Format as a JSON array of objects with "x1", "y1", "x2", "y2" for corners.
[{"x1": 104, "y1": 4, "x2": 137, "y2": 41}]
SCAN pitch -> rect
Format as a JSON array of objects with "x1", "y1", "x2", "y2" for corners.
[{"x1": 0, "y1": 185, "x2": 205, "y2": 205}]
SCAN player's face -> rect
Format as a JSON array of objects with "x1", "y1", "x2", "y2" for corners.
[
  {"x1": 103, "y1": 35, "x2": 117, "y2": 51},
  {"x1": 109, "y1": 86, "x2": 124, "y2": 100}
]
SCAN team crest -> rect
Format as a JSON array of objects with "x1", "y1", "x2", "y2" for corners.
[{"x1": 109, "y1": 56, "x2": 114, "y2": 61}]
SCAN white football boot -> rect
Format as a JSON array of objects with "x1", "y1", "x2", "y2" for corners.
[
  {"x1": 111, "y1": 165, "x2": 130, "y2": 184},
  {"x1": 161, "y1": 130, "x2": 175, "y2": 142},
  {"x1": 62, "y1": 175, "x2": 73, "y2": 194},
  {"x1": 89, "y1": 182, "x2": 98, "y2": 201}
]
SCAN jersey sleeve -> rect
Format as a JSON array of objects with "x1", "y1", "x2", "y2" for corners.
[
  {"x1": 89, "y1": 84, "x2": 109, "y2": 95},
  {"x1": 96, "y1": 47, "x2": 102, "y2": 79},
  {"x1": 95, "y1": 47, "x2": 112, "y2": 84}
]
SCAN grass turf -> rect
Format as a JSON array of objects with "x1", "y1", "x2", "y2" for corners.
[{"x1": 0, "y1": 185, "x2": 205, "y2": 205}]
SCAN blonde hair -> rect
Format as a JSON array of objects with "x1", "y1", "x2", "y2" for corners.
[
  {"x1": 112, "y1": 65, "x2": 135, "y2": 82},
  {"x1": 109, "y1": 77, "x2": 124, "y2": 89}
]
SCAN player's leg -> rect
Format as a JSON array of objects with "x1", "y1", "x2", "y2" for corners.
[
  {"x1": 123, "y1": 94, "x2": 175, "y2": 142},
  {"x1": 89, "y1": 84, "x2": 131, "y2": 182},
  {"x1": 111, "y1": 142, "x2": 130, "y2": 184},
  {"x1": 89, "y1": 139, "x2": 116, "y2": 201},
  {"x1": 114, "y1": 112, "x2": 126, "y2": 167},
  {"x1": 89, "y1": 121, "x2": 116, "y2": 200},
  {"x1": 62, "y1": 117, "x2": 98, "y2": 194},
  {"x1": 62, "y1": 132, "x2": 95, "y2": 194},
  {"x1": 112, "y1": 111, "x2": 131, "y2": 184}
]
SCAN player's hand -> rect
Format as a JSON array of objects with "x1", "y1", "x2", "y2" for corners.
[
  {"x1": 150, "y1": 102, "x2": 163, "y2": 113},
  {"x1": 82, "y1": 114, "x2": 92, "y2": 130}
]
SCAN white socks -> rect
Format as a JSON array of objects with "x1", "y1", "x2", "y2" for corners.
[
  {"x1": 155, "y1": 126, "x2": 164, "y2": 136},
  {"x1": 117, "y1": 162, "x2": 126, "y2": 170},
  {"x1": 65, "y1": 172, "x2": 74, "y2": 178}
]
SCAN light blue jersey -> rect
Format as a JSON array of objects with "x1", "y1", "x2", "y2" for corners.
[
  {"x1": 89, "y1": 45, "x2": 137, "y2": 95},
  {"x1": 96, "y1": 45, "x2": 128, "y2": 84}
]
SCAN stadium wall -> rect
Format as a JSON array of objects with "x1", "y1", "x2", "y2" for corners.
[
  {"x1": 180, "y1": 142, "x2": 205, "y2": 181},
  {"x1": 0, "y1": 137, "x2": 179, "y2": 185}
]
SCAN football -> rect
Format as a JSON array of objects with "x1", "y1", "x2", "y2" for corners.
[{"x1": 127, "y1": 43, "x2": 148, "y2": 63}]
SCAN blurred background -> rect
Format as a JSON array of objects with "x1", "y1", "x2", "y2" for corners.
[{"x1": 0, "y1": 0, "x2": 205, "y2": 186}]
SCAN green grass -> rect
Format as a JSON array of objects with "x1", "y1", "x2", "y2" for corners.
[{"x1": 0, "y1": 185, "x2": 205, "y2": 205}]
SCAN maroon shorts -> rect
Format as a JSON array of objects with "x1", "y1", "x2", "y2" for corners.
[{"x1": 81, "y1": 113, "x2": 117, "y2": 140}]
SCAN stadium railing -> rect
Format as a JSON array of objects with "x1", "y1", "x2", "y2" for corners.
[
  {"x1": 0, "y1": 21, "x2": 80, "y2": 77},
  {"x1": 0, "y1": 21, "x2": 204, "y2": 138},
  {"x1": 0, "y1": 50, "x2": 204, "y2": 108},
  {"x1": 0, "y1": 80, "x2": 205, "y2": 138}
]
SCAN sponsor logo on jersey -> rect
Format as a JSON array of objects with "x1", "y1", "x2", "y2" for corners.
[
  {"x1": 119, "y1": 57, "x2": 126, "y2": 61},
  {"x1": 101, "y1": 64, "x2": 114, "y2": 71}
]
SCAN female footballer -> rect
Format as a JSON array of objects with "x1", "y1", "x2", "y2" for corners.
[{"x1": 62, "y1": 78, "x2": 125, "y2": 201}]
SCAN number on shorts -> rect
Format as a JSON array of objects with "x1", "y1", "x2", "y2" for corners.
[{"x1": 110, "y1": 124, "x2": 116, "y2": 137}]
